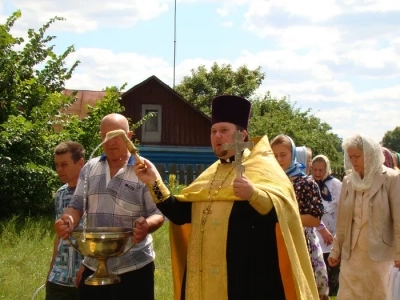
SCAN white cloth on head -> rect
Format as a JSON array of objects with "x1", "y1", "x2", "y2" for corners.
[
  {"x1": 342, "y1": 134, "x2": 384, "y2": 192},
  {"x1": 312, "y1": 154, "x2": 332, "y2": 180}
]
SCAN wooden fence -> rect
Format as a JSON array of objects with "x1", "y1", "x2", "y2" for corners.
[
  {"x1": 331, "y1": 167, "x2": 346, "y2": 180},
  {"x1": 155, "y1": 163, "x2": 346, "y2": 186},
  {"x1": 155, "y1": 163, "x2": 209, "y2": 186}
]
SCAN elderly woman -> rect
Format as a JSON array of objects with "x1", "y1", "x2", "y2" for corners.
[
  {"x1": 328, "y1": 134, "x2": 400, "y2": 299},
  {"x1": 311, "y1": 155, "x2": 342, "y2": 296},
  {"x1": 272, "y1": 135, "x2": 328, "y2": 299}
]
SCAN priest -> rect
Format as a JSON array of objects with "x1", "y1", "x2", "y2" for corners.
[{"x1": 135, "y1": 95, "x2": 318, "y2": 300}]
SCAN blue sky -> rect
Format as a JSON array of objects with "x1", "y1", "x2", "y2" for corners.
[{"x1": 2, "y1": 0, "x2": 399, "y2": 144}]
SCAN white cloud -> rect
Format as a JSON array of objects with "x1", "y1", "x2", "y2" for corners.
[
  {"x1": 221, "y1": 21, "x2": 233, "y2": 27},
  {"x1": 278, "y1": 26, "x2": 342, "y2": 50},
  {"x1": 240, "y1": 0, "x2": 400, "y2": 85},
  {"x1": 241, "y1": 0, "x2": 342, "y2": 23},
  {"x1": 343, "y1": 46, "x2": 400, "y2": 69},
  {"x1": 7, "y1": 0, "x2": 170, "y2": 33},
  {"x1": 65, "y1": 48, "x2": 171, "y2": 90},
  {"x1": 352, "y1": 0, "x2": 400, "y2": 12},
  {"x1": 314, "y1": 95, "x2": 400, "y2": 143},
  {"x1": 236, "y1": 49, "x2": 336, "y2": 82},
  {"x1": 278, "y1": 0, "x2": 342, "y2": 22},
  {"x1": 65, "y1": 48, "x2": 229, "y2": 90},
  {"x1": 391, "y1": 37, "x2": 400, "y2": 54},
  {"x1": 3, "y1": 0, "x2": 399, "y2": 142},
  {"x1": 216, "y1": 7, "x2": 230, "y2": 17}
]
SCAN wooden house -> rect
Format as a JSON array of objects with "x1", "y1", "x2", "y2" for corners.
[
  {"x1": 63, "y1": 76, "x2": 216, "y2": 180},
  {"x1": 120, "y1": 75, "x2": 215, "y2": 168}
]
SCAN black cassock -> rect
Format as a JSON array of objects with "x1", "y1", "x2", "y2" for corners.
[{"x1": 157, "y1": 197, "x2": 287, "y2": 300}]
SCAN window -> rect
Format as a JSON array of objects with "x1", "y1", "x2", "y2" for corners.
[
  {"x1": 141, "y1": 104, "x2": 162, "y2": 142},
  {"x1": 144, "y1": 109, "x2": 158, "y2": 132}
]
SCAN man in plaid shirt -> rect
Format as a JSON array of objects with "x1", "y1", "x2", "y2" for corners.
[{"x1": 55, "y1": 113, "x2": 165, "y2": 300}]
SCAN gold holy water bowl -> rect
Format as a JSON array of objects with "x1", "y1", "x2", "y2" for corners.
[{"x1": 69, "y1": 227, "x2": 134, "y2": 286}]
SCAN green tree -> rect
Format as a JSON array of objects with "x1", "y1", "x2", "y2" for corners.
[
  {"x1": 249, "y1": 93, "x2": 343, "y2": 165},
  {"x1": 381, "y1": 126, "x2": 400, "y2": 152},
  {"x1": 0, "y1": 11, "x2": 154, "y2": 219},
  {"x1": 175, "y1": 61, "x2": 342, "y2": 166},
  {"x1": 0, "y1": 10, "x2": 79, "y2": 124},
  {"x1": 0, "y1": 11, "x2": 79, "y2": 219},
  {"x1": 174, "y1": 63, "x2": 265, "y2": 115}
]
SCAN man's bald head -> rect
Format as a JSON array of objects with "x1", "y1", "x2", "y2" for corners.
[
  {"x1": 101, "y1": 113, "x2": 129, "y2": 132},
  {"x1": 100, "y1": 113, "x2": 133, "y2": 141},
  {"x1": 100, "y1": 114, "x2": 134, "y2": 161}
]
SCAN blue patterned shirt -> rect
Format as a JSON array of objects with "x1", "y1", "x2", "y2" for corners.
[{"x1": 47, "y1": 184, "x2": 84, "y2": 286}]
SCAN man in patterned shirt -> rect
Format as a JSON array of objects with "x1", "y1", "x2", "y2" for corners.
[
  {"x1": 46, "y1": 141, "x2": 85, "y2": 299},
  {"x1": 54, "y1": 113, "x2": 165, "y2": 300}
]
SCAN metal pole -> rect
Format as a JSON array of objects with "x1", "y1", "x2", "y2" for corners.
[{"x1": 173, "y1": 0, "x2": 177, "y2": 88}]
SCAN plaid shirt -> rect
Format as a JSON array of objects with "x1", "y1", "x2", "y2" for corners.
[
  {"x1": 70, "y1": 154, "x2": 163, "y2": 274},
  {"x1": 48, "y1": 184, "x2": 84, "y2": 286}
]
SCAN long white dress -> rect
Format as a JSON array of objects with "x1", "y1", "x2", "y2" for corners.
[{"x1": 337, "y1": 190, "x2": 391, "y2": 299}]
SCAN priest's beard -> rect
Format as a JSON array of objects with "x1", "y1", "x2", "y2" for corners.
[{"x1": 214, "y1": 149, "x2": 228, "y2": 159}]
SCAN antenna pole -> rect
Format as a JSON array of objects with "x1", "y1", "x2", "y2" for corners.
[{"x1": 173, "y1": 0, "x2": 177, "y2": 88}]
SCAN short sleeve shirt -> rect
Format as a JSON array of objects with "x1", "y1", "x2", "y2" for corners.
[
  {"x1": 69, "y1": 154, "x2": 163, "y2": 274},
  {"x1": 47, "y1": 184, "x2": 84, "y2": 286}
]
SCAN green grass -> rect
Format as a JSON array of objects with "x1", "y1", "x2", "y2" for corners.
[
  {"x1": 0, "y1": 216, "x2": 172, "y2": 300},
  {"x1": 0, "y1": 213, "x2": 337, "y2": 300}
]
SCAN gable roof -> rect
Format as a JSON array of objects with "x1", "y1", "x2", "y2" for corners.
[
  {"x1": 62, "y1": 75, "x2": 211, "y2": 121},
  {"x1": 122, "y1": 75, "x2": 211, "y2": 121}
]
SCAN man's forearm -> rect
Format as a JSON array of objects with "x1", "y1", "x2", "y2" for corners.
[
  {"x1": 63, "y1": 207, "x2": 83, "y2": 229},
  {"x1": 146, "y1": 214, "x2": 165, "y2": 233}
]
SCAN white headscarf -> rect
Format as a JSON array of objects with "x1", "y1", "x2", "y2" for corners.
[
  {"x1": 342, "y1": 134, "x2": 384, "y2": 192},
  {"x1": 312, "y1": 154, "x2": 332, "y2": 181}
]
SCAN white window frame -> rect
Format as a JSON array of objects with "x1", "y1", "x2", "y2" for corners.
[{"x1": 141, "y1": 104, "x2": 162, "y2": 142}]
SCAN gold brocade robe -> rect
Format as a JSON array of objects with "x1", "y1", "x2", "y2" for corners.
[{"x1": 170, "y1": 136, "x2": 318, "y2": 300}]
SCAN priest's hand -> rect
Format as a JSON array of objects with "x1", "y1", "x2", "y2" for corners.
[
  {"x1": 134, "y1": 160, "x2": 157, "y2": 184},
  {"x1": 233, "y1": 174, "x2": 254, "y2": 200}
]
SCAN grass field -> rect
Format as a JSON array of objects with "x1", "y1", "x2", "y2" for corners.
[
  {"x1": 0, "y1": 215, "x2": 337, "y2": 300},
  {"x1": 0, "y1": 215, "x2": 173, "y2": 300}
]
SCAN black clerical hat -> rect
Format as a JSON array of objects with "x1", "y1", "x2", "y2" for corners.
[{"x1": 211, "y1": 95, "x2": 251, "y2": 130}]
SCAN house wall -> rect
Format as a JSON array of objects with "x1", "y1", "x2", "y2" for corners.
[
  {"x1": 138, "y1": 145, "x2": 216, "y2": 167},
  {"x1": 121, "y1": 78, "x2": 211, "y2": 147}
]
